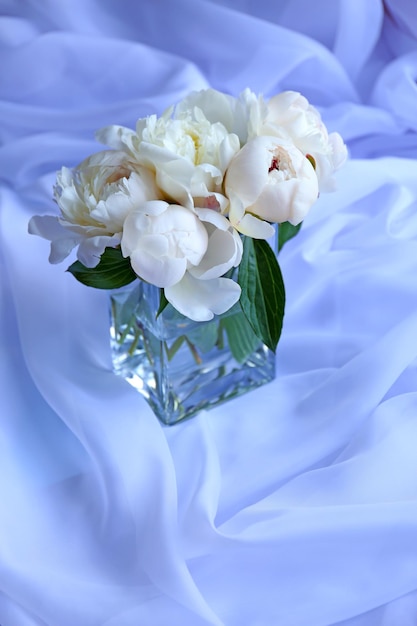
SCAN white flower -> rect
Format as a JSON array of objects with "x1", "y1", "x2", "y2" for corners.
[
  {"x1": 137, "y1": 107, "x2": 238, "y2": 172},
  {"x1": 263, "y1": 91, "x2": 348, "y2": 191},
  {"x1": 121, "y1": 201, "x2": 208, "y2": 288},
  {"x1": 174, "y1": 87, "x2": 268, "y2": 144},
  {"x1": 173, "y1": 210, "x2": 242, "y2": 321},
  {"x1": 96, "y1": 103, "x2": 240, "y2": 211},
  {"x1": 225, "y1": 135, "x2": 319, "y2": 238},
  {"x1": 28, "y1": 150, "x2": 159, "y2": 267},
  {"x1": 165, "y1": 209, "x2": 242, "y2": 321},
  {"x1": 121, "y1": 201, "x2": 242, "y2": 321}
]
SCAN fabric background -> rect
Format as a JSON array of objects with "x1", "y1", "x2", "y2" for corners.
[{"x1": 1, "y1": 1, "x2": 417, "y2": 624}]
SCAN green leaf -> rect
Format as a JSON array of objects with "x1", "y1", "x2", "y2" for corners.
[
  {"x1": 238, "y1": 237, "x2": 285, "y2": 352},
  {"x1": 278, "y1": 221, "x2": 302, "y2": 252},
  {"x1": 156, "y1": 289, "x2": 169, "y2": 318},
  {"x1": 67, "y1": 247, "x2": 137, "y2": 289},
  {"x1": 187, "y1": 320, "x2": 219, "y2": 354},
  {"x1": 221, "y1": 309, "x2": 260, "y2": 364}
]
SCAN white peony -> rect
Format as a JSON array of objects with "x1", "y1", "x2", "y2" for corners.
[
  {"x1": 173, "y1": 87, "x2": 268, "y2": 144},
  {"x1": 165, "y1": 208, "x2": 242, "y2": 321},
  {"x1": 190, "y1": 209, "x2": 243, "y2": 280},
  {"x1": 121, "y1": 201, "x2": 242, "y2": 321},
  {"x1": 225, "y1": 135, "x2": 319, "y2": 238},
  {"x1": 28, "y1": 150, "x2": 159, "y2": 267},
  {"x1": 263, "y1": 91, "x2": 348, "y2": 191},
  {"x1": 96, "y1": 104, "x2": 240, "y2": 211},
  {"x1": 121, "y1": 201, "x2": 208, "y2": 288}
]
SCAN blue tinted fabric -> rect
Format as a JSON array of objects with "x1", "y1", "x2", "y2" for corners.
[{"x1": 1, "y1": 1, "x2": 417, "y2": 624}]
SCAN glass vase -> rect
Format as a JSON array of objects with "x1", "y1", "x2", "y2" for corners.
[{"x1": 109, "y1": 280, "x2": 276, "y2": 425}]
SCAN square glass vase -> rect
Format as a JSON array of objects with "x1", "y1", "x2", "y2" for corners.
[{"x1": 109, "y1": 280, "x2": 276, "y2": 425}]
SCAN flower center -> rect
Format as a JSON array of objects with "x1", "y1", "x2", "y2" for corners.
[
  {"x1": 268, "y1": 148, "x2": 296, "y2": 180},
  {"x1": 105, "y1": 165, "x2": 132, "y2": 184},
  {"x1": 268, "y1": 156, "x2": 279, "y2": 173}
]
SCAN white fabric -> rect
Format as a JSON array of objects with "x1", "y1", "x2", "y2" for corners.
[{"x1": 1, "y1": 1, "x2": 417, "y2": 624}]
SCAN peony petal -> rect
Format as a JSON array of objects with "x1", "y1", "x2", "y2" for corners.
[
  {"x1": 121, "y1": 203, "x2": 171, "y2": 256},
  {"x1": 138, "y1": 142, "x2": 186, "y2": 168},
  {"x1": 225, "y1": 139, "x2": 270, "y2": 207},
  {"x1": 55, "y1": 178, "x2": 86, "y2": 218},
  {"x1": 174, "y1": 88, "x2": 236, "y2": 132},
  {"x1": 77, "y1": 234, "x2": 121, "y2": 268},
  {"x1": 231, "y1": 227, "x2": 244, "y2": 266},
  {"x1": 156, "y1": 164, "x2": 193, "y2": 209},
  {"x1": 233, "y1": 213, "x2": 275, "y2": 239},
  {"x1": 93, "y1": 169, "x2": 161, "y2": 227},
  {"x1": 121, "y1": 212, "x2": 151, "y2": 257},
  {"x1": 28, "y1": 215, "x2": 81, "y2": 263},
  {"x1": 218, "y1": 133, "x2": 241, "y2": 173},
  {"x1": 28, "y1": 214, "x2": 68, "y2": 240},
  {"x1": 313, "y1": 132, "x2": 349, "y2": 191},
  {"x1": 329, "y1": 132, "x2": 348, "y2": 170},
  {"x1": 189, "y1": 228, "x2": 240, "y2": 280},
  {"x1": 196, "y1": 208, "x2": 231, "y2": 230},
  {"x1": 121, "y1": 203, "x2": 208, "y2": 288},
  {"x1": 227, "y1": 191, "x2": 246, "y2": 225},
  {"x1": 193, "y1": 193, "x2": 229, "y2": 213},
  {"x1": 93, "y1": 193, "x2": 134, "y2": 228},
  {"x1": 138, "y1": 200, "x2": 170, "y2": 216},
  {"x1": 252, "y1": 173, "x2": 318, "y2": 225},
  {"x1": 77, "y1": 149, "x2": 131, "y2": 170},
  {"x1": 165, "y1": 273, "x2": 241, "y2": 322},
  {"x1": 267, "y1": 91, "x2": 307, "y2": 123},
  {"x1": 129, "y1": 235, "x2": 187, "y2": 288},
  {"x1": 228, "y1": 191, "x2": 274, "y2": 238},
  {"x1": 95, "y1": 125, "x2": 137, "y2": 155}
]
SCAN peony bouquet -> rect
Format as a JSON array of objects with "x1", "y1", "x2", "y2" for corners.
[{"x1": 29, "y1": 88, "x2": 347, "y2": 353}]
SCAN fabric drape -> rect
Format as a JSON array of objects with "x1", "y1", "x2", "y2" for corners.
[{"x1": 1, "y1": 1, "x2": 417, "y2": 624}]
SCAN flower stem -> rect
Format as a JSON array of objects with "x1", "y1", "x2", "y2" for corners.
[{"x1": 184, "y1": 336, "x2": 202, "y2": 365}]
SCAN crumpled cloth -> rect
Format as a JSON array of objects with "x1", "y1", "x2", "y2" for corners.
[{"x1": 1, "y1": 1, "x2": 417, "y2": 624}]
